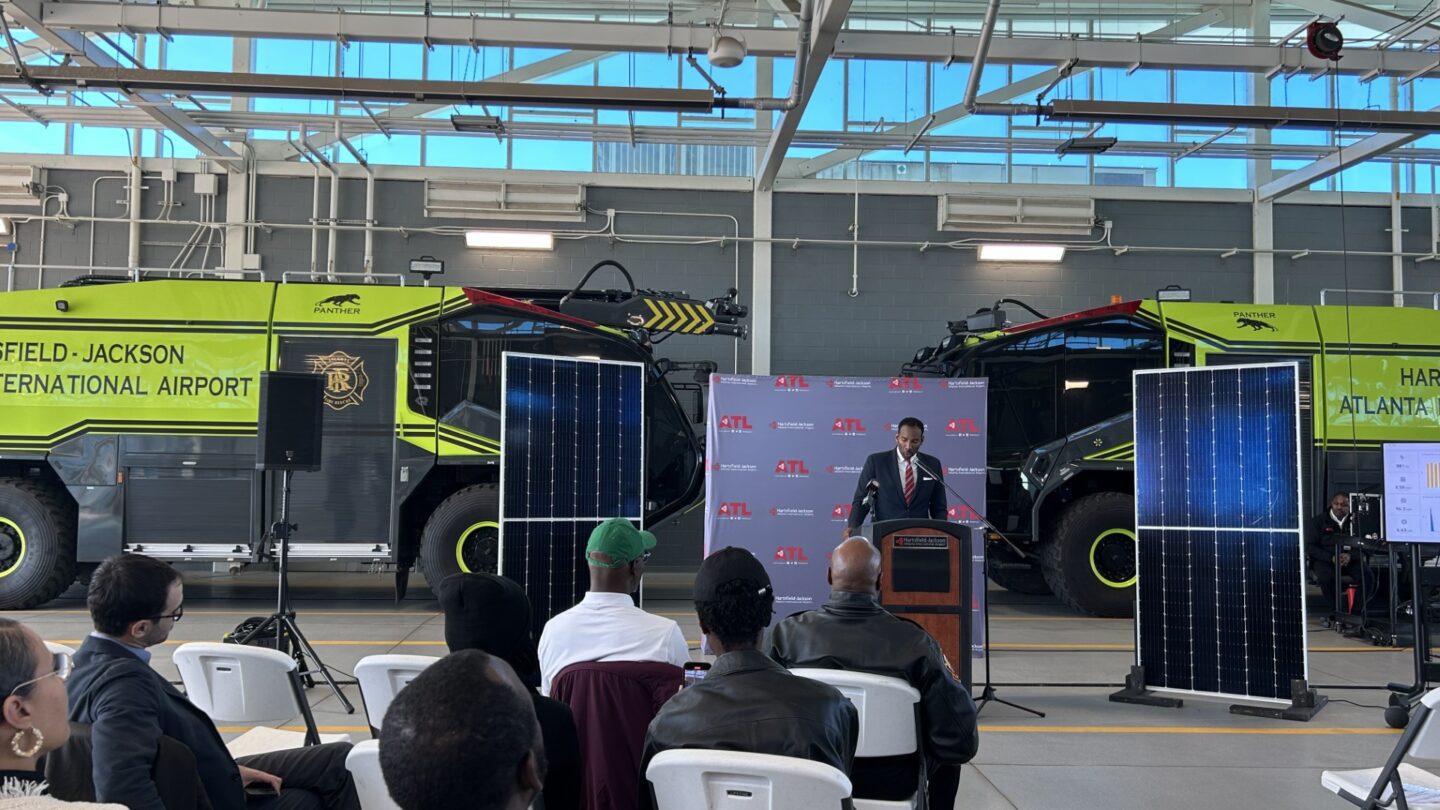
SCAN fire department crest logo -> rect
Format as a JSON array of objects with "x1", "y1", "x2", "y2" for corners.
[{"x1": 306, "y1": 351, "x2": 369, "y2": 411}]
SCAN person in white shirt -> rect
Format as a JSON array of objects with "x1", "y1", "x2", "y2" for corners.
[{"x1": 537, "y1": 518, "x2": 690, "y2": 695}]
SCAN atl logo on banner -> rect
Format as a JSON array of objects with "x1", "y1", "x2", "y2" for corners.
[
  {"x1": 775, "y1": 459, "x2": 810, "y2": 477},
  {"x1": 945, "y1": 418, "x2": 981, "y2": 436},
  {"x1": 716, "y1": 502, "x2": 753, "y2": 519},
  {"x1": 831, "y1": 504, "x2": 853, "y2": 522},
  {"x1": 717, "y1": 415, "x2": 754, "y2": 432},
  {"x1": 774, "y1": 375, "x2": 810, "y2": 390},
  {"x1": 774, "y1": 546, "x2": 809, "y2": 564},
  {"x1": 831, "y1": 417, "x2": 867, "y2": 436},
  {"x1": 889, "y1": 377, "x2": 924, "y2": 393},
  {"x1": 947, "y1": 505, "x2": 981, "y2": 521}
]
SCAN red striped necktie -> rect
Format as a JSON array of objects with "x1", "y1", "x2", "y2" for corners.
[{"x1": 904, "y1": 458, "x2": 915, "y2": 505}]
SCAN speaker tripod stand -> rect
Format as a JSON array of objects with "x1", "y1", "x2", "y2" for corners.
[
  {"x1": 237, "y1": 468, "x2": 355, "y2": 726},
  {"x1": 911, "y1": 457, "x2": 1045, "y2": 719}
]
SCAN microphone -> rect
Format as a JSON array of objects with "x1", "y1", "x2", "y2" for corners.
[{"x1": 861, "y1": 479, "x2": 879, "y2": 509}]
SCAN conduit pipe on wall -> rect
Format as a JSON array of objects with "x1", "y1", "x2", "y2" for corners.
[
  {"x1": 299, "y1": 128, "x2": 340, "y2": 283},
  {"x1": 334, "y1": 122, "x2": 377, "y2": 279}
]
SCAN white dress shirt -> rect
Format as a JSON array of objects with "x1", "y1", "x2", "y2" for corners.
[{"x1": 537, "y1": 590, "x2": 691, "y2": 696}]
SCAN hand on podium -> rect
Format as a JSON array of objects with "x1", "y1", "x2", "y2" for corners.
[{"x1": 841, "y1": 526, "x2": 854, "y2": 540}]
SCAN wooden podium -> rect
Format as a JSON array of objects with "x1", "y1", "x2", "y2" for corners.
[{"x1": 871, "y1": 519, "x2": 973, "y2": 688}]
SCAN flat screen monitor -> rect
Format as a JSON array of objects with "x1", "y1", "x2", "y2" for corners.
[{"x1": 1382, "y1": 442, "x2": 1440, "y2": 543}]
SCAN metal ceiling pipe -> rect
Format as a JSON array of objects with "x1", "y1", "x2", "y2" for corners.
[
  {"x1": 714, "y1": 0, "x2": 814, "y2": 111},
  {"x1": 962, "y1": 0, "x2": 1002, "y2": 113}
]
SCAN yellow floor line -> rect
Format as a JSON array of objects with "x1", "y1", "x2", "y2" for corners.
[
  {"x1": 217, "y1": 724, "x2": 1403, "y2": 737},
  {"x1": 979, "y1": 725, "x2": 1401, "y2": 736}
]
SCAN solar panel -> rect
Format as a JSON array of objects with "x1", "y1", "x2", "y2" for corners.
[
  {"x1": 1132, "y1": 363, "x2": 1307, "y2": 703},
  {"x1": 500, "y1": 353, "x2": 645, "y2": 634}
]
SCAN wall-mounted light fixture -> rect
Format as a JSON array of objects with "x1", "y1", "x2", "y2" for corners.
[
  {"x1": 465, "y1": 230, "x2": 555, "y2": 251},
  {"x1": 977, "y1": 243, "x2": 1066, "y2": 263}
]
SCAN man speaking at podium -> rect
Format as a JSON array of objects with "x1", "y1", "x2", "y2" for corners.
[{"x1": 843, "y1": 417, "x2": 947, "y2": 539}]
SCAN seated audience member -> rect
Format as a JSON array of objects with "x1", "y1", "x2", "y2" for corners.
[
  {"x1": 770, "y1": 537, "x2": 979, "y2": 809},
  {"x1": 0, "y1": 619, "x2": 122, "y2": 809},
  {"x1": 640, "y1": 547, "x2": 858, "y2": 810},
  {"x1": 437, "y1": 572, "x2": 581, "y2": 810},
  {"x1": 379, "y1": 650, "x2": 544, "y2": 810},
  {"x1": 537, "y1": 518, "x2": 689, "y2": 695},
  {"x1": 65, "y1": 554, "x2": 358, "y2": 810}
]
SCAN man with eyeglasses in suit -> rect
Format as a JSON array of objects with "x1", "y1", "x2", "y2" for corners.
[
  {"x1": 537, "y1": 518, "x2": 690, "y2": 696},
  {"x1": 65, "y1": 553, "x2": 359, "y2": 810}
]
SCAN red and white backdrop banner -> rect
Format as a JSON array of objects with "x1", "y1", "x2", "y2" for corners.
[{"x1": 704, "y1": 374, "x2": 989, "y2": 660}]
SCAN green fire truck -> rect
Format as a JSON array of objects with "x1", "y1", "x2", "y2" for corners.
[
  {"x1": 904, "y1": 298, "x2": 1440, "y2": 617},
  {"x1": 0, "y1": 265, "x2": 744, "y2": 609}
]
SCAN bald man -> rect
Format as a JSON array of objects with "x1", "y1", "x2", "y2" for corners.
[{"x1": 769, "y1": 538, "x2": 978, "y2": 810}]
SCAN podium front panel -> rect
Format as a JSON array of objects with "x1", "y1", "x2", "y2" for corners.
[{"x1": 875, "y1": 520, "x2": 972, "y2": 688}]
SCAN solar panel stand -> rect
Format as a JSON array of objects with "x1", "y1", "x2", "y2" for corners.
[
  {"x1": 1108, "y1": 665, "x2": 1184, "y2": 709},
  {"x1": 1228, "y1": 678, "x2": 1327, "y2": 722}
]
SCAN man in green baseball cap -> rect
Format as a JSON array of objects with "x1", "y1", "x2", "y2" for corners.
[
  {"x1": 584, "y1": 517, "x2": 657, "y2": 569},
  {"x1": 537, "y1": 518, "x2": 690, "y2": 696}
]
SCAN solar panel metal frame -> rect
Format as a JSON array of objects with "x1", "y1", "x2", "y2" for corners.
[
  {"x1": 498, "y1": 351, "x2": 646, "y2": 626},
  {"x1": 1132, "y1": 362, "x2": 1308, "y2": 705}
]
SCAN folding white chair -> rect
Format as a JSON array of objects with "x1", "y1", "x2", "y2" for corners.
[
  {"x1": 44, "y1": 641, "x2": 75, "y2": 657},
  {"x1": 791, "y1": 668, "x2": 925, "y2": 810},
  {"x1": 173, "y1": 642, "x2": 344, "y2": 756},
  {"x1": 646, "y1": 749, "x2": 851, "y2": 810},
  {"x1": 346, "y1": 740, "x2": 401, "y2": 810},
  {"x1": 1323, "y1": 687, "x2": 1440, "y2": 809},
  {"x1": 354, "y1": 655, "x2": 438, "y2": 736}
]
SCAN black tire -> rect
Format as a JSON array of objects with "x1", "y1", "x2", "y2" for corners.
[
  {"x1": 0, "y1": 478, "x2": 77, "y2": 610},
  {"x1": 417, "y1": 485, "x2": 500, "y2": 588},
  {"x1": 1040, "y1": 492, "x2": 1136, "y2": 618},
  {"x1": 988, "y1": 563, "x2": 1053, "y2": 595}
]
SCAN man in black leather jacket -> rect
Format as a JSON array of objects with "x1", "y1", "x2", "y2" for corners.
[
  {"x1": 640, "y1": 547, "x2": 858, "y2": 809},
  {"x1": 769, "y1": 537, "x2": 979, "y2": 809}
]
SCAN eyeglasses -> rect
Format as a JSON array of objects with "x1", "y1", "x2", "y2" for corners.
[
  {"x1": 638, "y1": 552, "x2": 652, "y2": 563},
  {"x1": 8, "y1": 652, "x2": 71, "y2": 697},
  {"x1": 151, "y1": 604, "x2": 184, "y2": 623}
]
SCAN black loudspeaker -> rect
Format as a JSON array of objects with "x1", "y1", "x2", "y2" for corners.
[{"x1": 256, "y1": 371, "x2": 324, "y2": 471}]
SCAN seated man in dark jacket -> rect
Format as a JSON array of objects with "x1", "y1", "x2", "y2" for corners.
[
  {"x1": 640, "y1": 547, "x2": 858, "y2": 809},
  {"x1": 65, "y1": 553, "x2": 359, "y2": 810},
  {"x1": 769, "y1": 537, "x2": 979, "y2": 809}
]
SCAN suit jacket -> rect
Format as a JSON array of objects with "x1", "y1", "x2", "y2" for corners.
[
  {"x1": 43, "y1": 722, "x2": 209, "y2": 810},
  {"x1": 848, "y1": 450, "x2": 946, "y2": 529},
  {"x1": 65, "y1": 636, "x2": 244, "y2": 810},
  {"x1": 1306, "y1": 511, "x2": 1352, "y2": 566}
]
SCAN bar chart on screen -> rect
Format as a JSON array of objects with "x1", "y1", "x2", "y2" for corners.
[{"x1": 1383, "y1": 443, "x2": 1440, "y2": 543}]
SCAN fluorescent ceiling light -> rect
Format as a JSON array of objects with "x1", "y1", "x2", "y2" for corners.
[
  {"x1": 1064, "y1": 380, "x2": 1090, "y2": 391},
  {"x1": 0, "y1": 217, "x2": 10, "y2": 236},
  {"x1": 465, "y1": 229, "x2": 555, "y2": 250},
  {"x1": 977, "y1": 243, "x2": 1066, "y2": 263},
  {"x1": 450, "y1": 115, "x2": 504, "y2": 133}
]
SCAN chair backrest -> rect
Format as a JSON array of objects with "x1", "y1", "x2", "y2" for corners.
[
  {"x1": 355, "y1": 655, "x2": 438, "y2": 731},
  {"x1": 646, "y1": 749, "x2": 851, "y2": 810},
  {"x1": 44, "y1": 641, "x2": 76, "y2": 657},
  {"x1": 790, "y1": 668, "x2": 920, "y2": 758},
  {"x1": 346, "y1": 740, "x2": 401, "y2": 810},
  {"x1": 1406, "y1": 685, "x2": 1440, "y2": 762},
  {"x1": 172, "y1": 642, "x2": 300, "y2": 724}
]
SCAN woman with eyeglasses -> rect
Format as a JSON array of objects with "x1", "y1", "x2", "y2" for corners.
[{"x1": 0, "y1": 618, "x2": 122, "y2": 809}]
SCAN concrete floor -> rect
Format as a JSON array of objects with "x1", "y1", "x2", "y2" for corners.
[{"x1": 11, "y1": 569, "x2": 1418, "y2": 810}]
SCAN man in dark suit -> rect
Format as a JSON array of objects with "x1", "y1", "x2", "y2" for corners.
[
  {"x1": 65, "y1": 553, "x2": 359, "y2": 810},
  {"x1": 1307, "y1": 492, "x2": 1371, "y2": 612},
  {"x1": 844, "y1": 416, "x2": 947, "y2": 538}
]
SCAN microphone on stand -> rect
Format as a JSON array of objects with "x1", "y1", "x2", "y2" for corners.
[{"x1": 861, "y1": 479, "x2": 879, "y2": 510}]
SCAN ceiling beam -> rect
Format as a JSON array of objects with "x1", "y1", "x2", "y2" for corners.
[
  {"x1": 5, "y1": 0, "x2": 244, "y2": 169},
  {"x1": 755, "y1": 0, "x2": 854, "y2": 191},
  {"x1": 1282, "y1": 0, "x2": 1440, "y2": 37},
  {"x1": 788, "y1": 6, "x2": 1228, "y2": 178},
  {"x1": 0, "y1": 65, "x2": 717, "y2": 111},
  {"x1": 1256, "y1": 127, "x2": 1427, "y2": 201},
  {"x1": 34, "y1": 1, "x2": 1440, "y2": 76}
]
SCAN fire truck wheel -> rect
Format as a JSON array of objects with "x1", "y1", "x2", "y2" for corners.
[
  {"x1": 418, "y1": 485, "x2": 500, "y2": 587},
  {"x1": 1041, "y1": 492, "x2": 1136, "y2": 618},
  {"x1": 0, "y1": 478, "x2": 76, "y2": 610}
]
